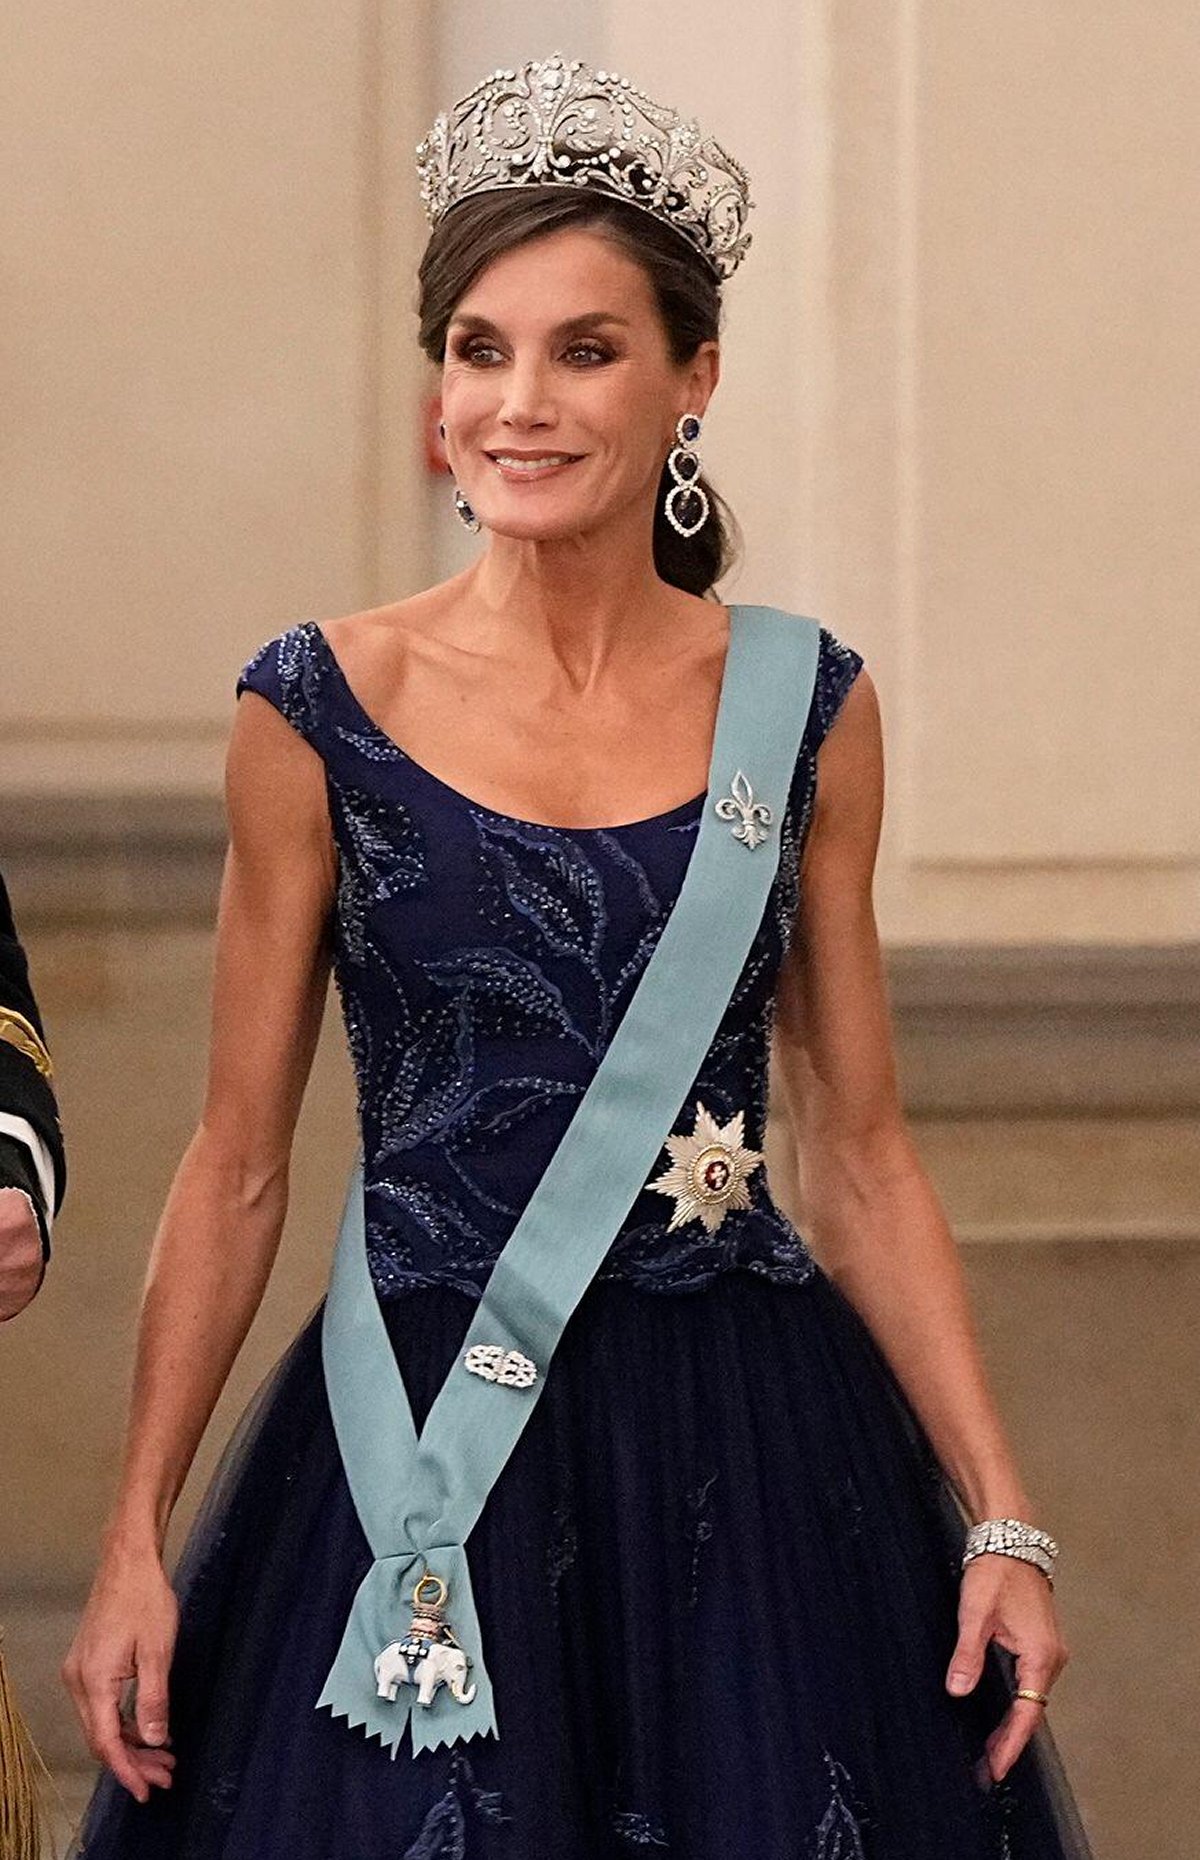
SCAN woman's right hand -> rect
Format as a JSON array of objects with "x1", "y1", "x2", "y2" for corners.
[{"x1": 62, "y1": 1543, "x2": 180, "y2": 1802}]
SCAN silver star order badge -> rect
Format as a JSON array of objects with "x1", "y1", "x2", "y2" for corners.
[{"x1": 647, "y1": 1101, "x2": 764, "y2": 1232}]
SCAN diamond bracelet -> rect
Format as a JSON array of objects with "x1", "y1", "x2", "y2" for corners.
[{"x1": 961, "y1": 1517, "x2": 1059, "y2": 1586}]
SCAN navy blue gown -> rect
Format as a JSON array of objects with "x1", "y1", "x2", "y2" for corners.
[{"x1": 70, "y1": 619, "x2": 1095, "y2": 1858}]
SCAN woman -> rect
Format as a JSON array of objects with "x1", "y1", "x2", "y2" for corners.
[{"x1": 65, "y1": 55, "x2": 1094, "y2": 1858}]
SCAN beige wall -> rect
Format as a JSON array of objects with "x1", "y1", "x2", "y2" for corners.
[
  {"x1": 0, "y1": 0, "x2": 433, "y2": 799},
  {"x1": 600, "y1": 0, "x2": 1199, "y2": 943}
]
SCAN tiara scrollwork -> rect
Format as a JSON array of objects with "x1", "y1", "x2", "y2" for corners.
[{"x1": 415, "y1": 54, "x2": 754, "y2": 281}]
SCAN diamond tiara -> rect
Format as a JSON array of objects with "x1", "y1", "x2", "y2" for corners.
[{"x1": 415, "y1": 53, "x2": 753, "y2": 281}]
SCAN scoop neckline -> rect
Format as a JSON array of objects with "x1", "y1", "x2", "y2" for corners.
[{"x1": 306, "y1": 608, "x2": 740, "y2": 836}]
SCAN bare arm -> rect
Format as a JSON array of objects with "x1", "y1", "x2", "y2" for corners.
[
  {"x1": 772, "y1": 669, "x2": 1068, "y2": 1781},
  {"x1": 63, "y1": 690, "x2": 338, "y2": 1796},
  {"x1": 104, "y1": 694, "x2": 336, "y2": 1555},
  {"x1": 775, "y1": 671, "x2": 1032, "y2": 1520}
]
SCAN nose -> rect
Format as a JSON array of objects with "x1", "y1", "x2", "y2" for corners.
[{"x1": 497, "y1": 355, "x2": 557, "y2": 432}]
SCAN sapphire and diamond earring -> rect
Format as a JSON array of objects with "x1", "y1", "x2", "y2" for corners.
[
  {"x1": 454, "y1": 487, "x2": 481, "y2": 532},
  {"x1": 664, "y1": 412, "x2": 710, "y2": 538},
  {"x1": 439, "y1": 419, "x2": 482, "y2": 532}
]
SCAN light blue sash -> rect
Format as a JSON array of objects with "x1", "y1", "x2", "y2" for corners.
[{"x1": 317, "y1": 605, "x2": 821, "y2": 1757}]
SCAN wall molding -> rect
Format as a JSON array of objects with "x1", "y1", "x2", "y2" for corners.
[
  {"x1": 0, "y1": 796, "x2": 229, "y2": 927},
  {"x1": 885, "y1": 940, "x2": 1200, "y2": 1114}
]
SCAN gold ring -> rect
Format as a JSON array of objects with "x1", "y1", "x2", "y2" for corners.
[
  {"x1": 412, "y1": 1571, "x2": 448, "y2": 1611},
  {"x1": 1015, "y1": 1687, "x2": 1050, "y2": 1706}
]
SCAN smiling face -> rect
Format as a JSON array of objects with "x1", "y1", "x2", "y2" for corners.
[{"x1": 439, "y1": 226, "x2": 719, "y2": 545}]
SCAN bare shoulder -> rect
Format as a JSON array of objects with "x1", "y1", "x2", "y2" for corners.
[
  {"x1": 320, "y1": 583, "x2": 465, "y2": 676},
  {"x1": 820, "y1": 659, "x2": 882, "y2": 763},
  {"x1": 802, "y1": 665, "x2": 884, "y2": 875},
  {"x1": 226, "y1": 684, "x2": 336, "y2": 888}
]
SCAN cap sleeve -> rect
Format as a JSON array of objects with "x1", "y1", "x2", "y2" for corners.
[
  {"x1": 806, "y1": 625, "x2": 864, "y2": 755},
  {"x1": 236, "y1": 620, "x2": 328, "y2": 748}
]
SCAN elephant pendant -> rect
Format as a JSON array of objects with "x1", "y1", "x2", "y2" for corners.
[{"x1": 374, "y1": 1570, "x2": 478, "y2": 1710}]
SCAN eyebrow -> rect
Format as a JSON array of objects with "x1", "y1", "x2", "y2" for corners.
[{"x1": 447, "y1": 311, "x2": 631, "y2": 338}]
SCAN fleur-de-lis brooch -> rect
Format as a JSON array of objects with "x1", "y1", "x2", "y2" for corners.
[{"x1": 714, "y1": 769, "x2": 772, "y2": 848}]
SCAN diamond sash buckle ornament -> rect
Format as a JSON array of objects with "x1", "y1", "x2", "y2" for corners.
[
  {"x1": 463, "y1": 1343, "x2": 538, "y2": 1388},
  {"x1": 714, "y1": 770, "x2": 772, "y2": 848}
]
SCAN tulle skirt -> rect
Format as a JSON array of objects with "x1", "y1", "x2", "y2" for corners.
[{"x1": 68, "y1": 1261, "x2": 1095, "y2": 1858}]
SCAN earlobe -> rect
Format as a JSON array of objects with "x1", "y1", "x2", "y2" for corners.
[{"x1": 695, "y1": 341, "x2": 721, "y2": 406}]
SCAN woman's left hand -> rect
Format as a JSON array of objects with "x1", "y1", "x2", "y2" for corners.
[{"x1": 945, "y1": 1554, "x2": 1070, "y2": 1784}]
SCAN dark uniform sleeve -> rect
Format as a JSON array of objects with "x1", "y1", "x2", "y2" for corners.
[{"x1": 0, "y1": 870, "x2": 66, "y2": 1258}]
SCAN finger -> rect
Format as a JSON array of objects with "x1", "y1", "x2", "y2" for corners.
[
  {"x1": 122, "y1": 1725, "x2": 177, "y2": 1758},
  {"x1": 120, "y1": 1720, "x2": 177, "y2": 1770},
  {"x1": 1015, "y1": 1646, "x2": 1061, "y2": 1695},
  {"x1": 120, "y1": 1711, "x2": 176, "y2": 1770},
  {"x1": 90, "y1": 1689, "x2": 151, "y2": 1803},
  {"x1": 61, "y1": 1653, "x2": 93, "y2": 1750},
  {"x1": 120, "y1": 1732, "x2": 175, "y2": 1777},
  {"x1": 120, "y1": 1752, "x2": 174, "y2": 1794},
  {"x1": 987, "y1": 1643, "x2": 1057, "y2": 1773},
  {"x1": 63, "y1": 1640, "x2": 134, "y2": 1754},
  {"x1": 126, "y1": 1748, "x2": 176, "y2": 1791},
  {"x1": 984, "y1": 1642, "x2": 1057, "y2": 1781},
  {"x1": 946, "y1": 1603, "x2": 991, "y2": 1695},
  {"x1": 985, "y1": 1698, "x2": 1045, "y2": 1782},
  {"x1": 134, "y1": 1646, "x2": 172, "y2": 1747}
]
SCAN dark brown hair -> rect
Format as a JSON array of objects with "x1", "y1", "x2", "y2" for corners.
[{"x1": 416, "y1": 189, "x2": 742, "y2": 597}]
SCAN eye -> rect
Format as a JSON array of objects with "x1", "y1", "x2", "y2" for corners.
[
  {"x1": 563, "y1": 341, "x2": 611, "y2": 366},
  {"x1": 453, "y1": 338, "x2": 504, "y2": 365}
]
